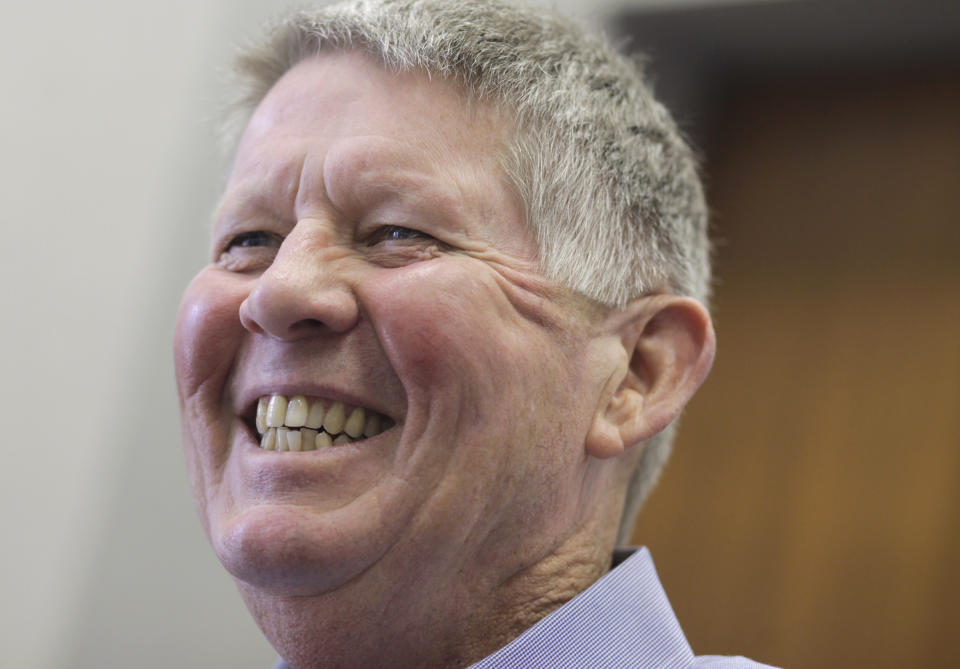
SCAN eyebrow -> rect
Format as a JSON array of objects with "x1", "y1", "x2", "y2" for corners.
[
  {"x1": 314, "y1": 139, "x2": 473, "y2": 226},
  {"x1": 214, "y1": 147, "x2": 308, "y2": 225},
  {"x1": 215, "y1": 136, "x2": 478, "y2": 237}
]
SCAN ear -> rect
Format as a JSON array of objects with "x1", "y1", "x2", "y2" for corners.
[{"x1": 585, "y1": 295, "x2": 716, "y2": 459}]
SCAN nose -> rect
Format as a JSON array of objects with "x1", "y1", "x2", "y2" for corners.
[{"x1": 239, "y1": 221, "x2": 360, "y2": 339}]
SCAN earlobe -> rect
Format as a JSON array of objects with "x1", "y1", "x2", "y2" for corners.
[
  {"x1": 585, "y1": 387, "x2": 645, "y2": 459},
  {"x1": 584, "y1": 295, "x2": 715, "y2": 460}
]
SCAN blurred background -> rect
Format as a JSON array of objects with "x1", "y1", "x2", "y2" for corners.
[{"x1": 1, "y1": 0, "x2": 956, "y2": 667}]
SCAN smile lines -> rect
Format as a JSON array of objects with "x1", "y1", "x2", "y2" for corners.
[{"x1": 255, "y1": 394, "x2": 393, "y2": 451}]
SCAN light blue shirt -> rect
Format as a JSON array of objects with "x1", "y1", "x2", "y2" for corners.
[{"x1": 274, "y1": 547, "x2": 780, "y2": 669}]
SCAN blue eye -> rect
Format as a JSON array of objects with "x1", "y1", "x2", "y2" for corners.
[
  {"x1": 227, "y1": 231, "x2": 280, "y2": 249},
  {"x1": 376, "y1": 226, "x2": 424, "y2": 241}
]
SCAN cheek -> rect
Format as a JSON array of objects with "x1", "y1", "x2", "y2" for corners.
[
  {"x1": 359, "y1": 261, "x2": 595, "y2": 561},
  {"x1": 360, "y1": 261, "x2": 522, "y2": 391},
  {"x1": 174, "y1": 270, "x2": 249, "y2": 528},
  {"x1": 360, "y1": 259, "x2": 586, "y2": 429},
  {"x1": 174, "y1": 270, "x2": 247, "y2": 402}
]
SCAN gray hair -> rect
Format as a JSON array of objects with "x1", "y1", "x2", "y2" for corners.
[{"x1": 222, "y1": 0, "x2": 710, "y2": 543}]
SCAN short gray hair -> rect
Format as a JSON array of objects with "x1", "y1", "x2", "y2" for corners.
[{"x1": 222, "y1": 0, "x2": 710, "y2": 543}]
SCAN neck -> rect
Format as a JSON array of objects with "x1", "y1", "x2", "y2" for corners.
[{"x1": 239, "y1": 531, "x2": 614, "y2": 669}]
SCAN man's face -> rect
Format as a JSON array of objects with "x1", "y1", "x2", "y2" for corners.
[{"x1": 174, "y1": 52, "x2": 614, "y2": 605}]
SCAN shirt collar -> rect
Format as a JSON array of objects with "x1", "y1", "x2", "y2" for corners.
[{"x1": 467, "y1": 547, "x2": 695, "y2": 669}]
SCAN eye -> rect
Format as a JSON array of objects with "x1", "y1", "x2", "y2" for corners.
[
  {"x1": 361, "y1": 224, "x2": 446, "y2": 267},
  {"x1": 366, "y1": 225, "x2": 430, "y2": 244},
  {"x1": 225, "y1": 230, "x2": 281, "y2": 250},
  {"x1": 216, "y1": 229, "x2": 283, "y2": 272}
]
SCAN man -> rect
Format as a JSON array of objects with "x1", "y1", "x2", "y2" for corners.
[{"x1": 174, "y1": 1, "x2": 777, "y2": 667}]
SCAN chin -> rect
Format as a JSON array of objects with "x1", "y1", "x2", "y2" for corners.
[{"x1": 209, "y1": 495, "x2": 407, "y2": 597}]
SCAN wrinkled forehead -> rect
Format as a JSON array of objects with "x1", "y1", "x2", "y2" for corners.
[
  {"x1": 235, "y1": 50, "x2": 512, "y2": 174},
  {"x1": 225, "y1": 52, "x2": 519, "y2": 220},
  {"x1": 217, "y1": 50, "x2": 556, "y2": 266}
]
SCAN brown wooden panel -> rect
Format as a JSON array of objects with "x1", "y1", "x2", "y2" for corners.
[{"x1": 631, "y1": 73, "x2": 960, "y2": 668}]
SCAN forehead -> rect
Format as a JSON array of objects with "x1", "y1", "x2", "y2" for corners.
[
  {"x1": 221, "y1": 51, "x2": 534, "y2": 255},
  {"x1": 240, "y1": 51, "x2": 498, "y2": 152},
  {"x1": 231, "y1": 51, "x2": 509, "y2": 203}
]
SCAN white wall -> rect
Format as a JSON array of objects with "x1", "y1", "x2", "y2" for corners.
[
  {"x1": 0, "y1": 1, "x2": 289, "y2": 666},
  {"x1": 0, "y1": 1, "x2": 779, "y2": 667}
]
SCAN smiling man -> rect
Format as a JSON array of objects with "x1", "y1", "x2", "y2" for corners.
[{"x1": 174, "y1": 1, "x2": 775, "y2": 668}]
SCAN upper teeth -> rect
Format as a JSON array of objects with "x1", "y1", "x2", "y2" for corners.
[{"x1": 254, "y1": 394, "x2": 392, "y2": 451}]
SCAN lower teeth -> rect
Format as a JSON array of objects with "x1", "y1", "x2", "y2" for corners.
[{"x1": 260, "y1": 426, "x2": 356, "y2": 451}]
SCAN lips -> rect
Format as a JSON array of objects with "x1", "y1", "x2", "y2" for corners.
[{"x1": 253, "y1": 394, "x2": 395, "y2": 451}]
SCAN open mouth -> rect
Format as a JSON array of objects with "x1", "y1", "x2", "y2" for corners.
[{"x1": 252, "y1": 394, "x2": 395, "y2": 451}]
